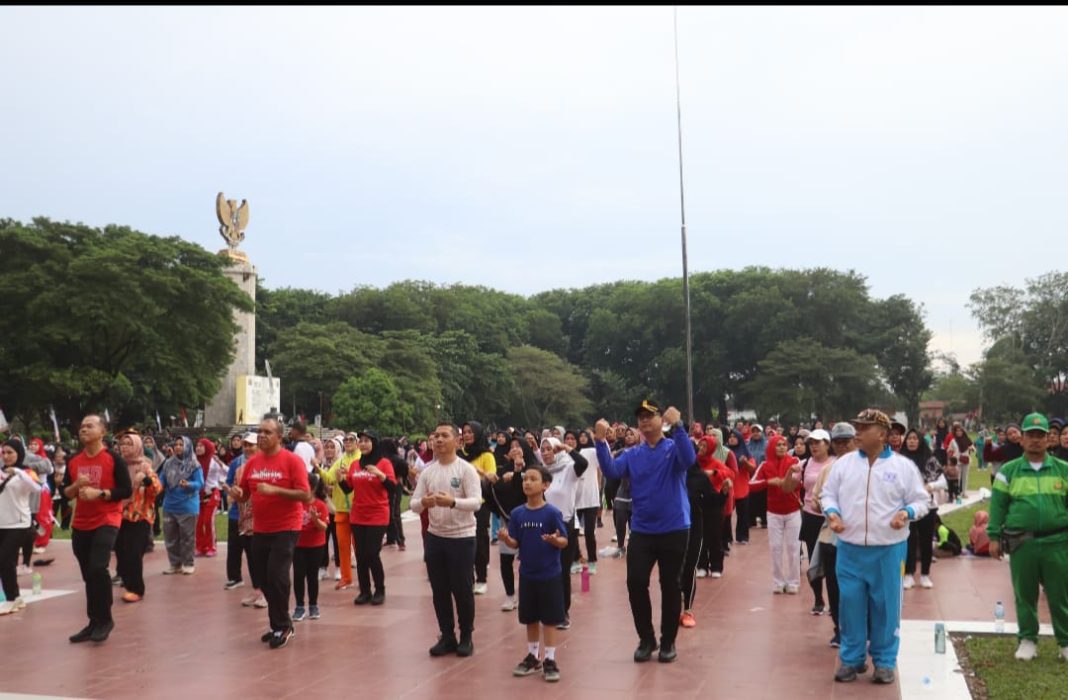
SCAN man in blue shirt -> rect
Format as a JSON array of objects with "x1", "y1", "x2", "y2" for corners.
[{"x1": 595, "y1": 400, "x2": 696, "y2": 663}]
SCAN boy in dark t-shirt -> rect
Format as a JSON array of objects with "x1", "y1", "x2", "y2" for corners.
[{"x1": 497, "y1": 465, "x2": 568, "y2": 683}]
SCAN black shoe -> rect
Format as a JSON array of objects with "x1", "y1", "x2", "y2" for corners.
[
  {"x1": 429, "y1": 635, "x2": 458, "y2": 657},
  {"x1": 829, "y1": 633, "x2": 841, "y2": 648},
  {"x1": 456, "y1": 635, "x2": 474, "y2": 657},
  {"x1": 513, "y1": 653, "x2": 542, "y2": 676},
  {"x1": 261, "y1": 630, "x2": 276, "y2": 643},
  {"x1": 353, "y1": 592, "x2": 372, "y2": 606},
  {"x1": 69, "y1": 625, "x2": 94, "y2": 644},
  {"x1": 634, "y1": 639, "x2": 659, "y2": 662},
  {"x1": 872, "y1": 667, "x2": 895, "y2": 684},
  {"x1": 542, "y1": 658, "x2": 560, "y2": 682},
  {"x1": 268, "y1": 627, "x2": 294, "y2": 649},
  {"x1": 90, "y1": 620, "x2": 114, "y2": 642},
  {"x1": 555, "y1": 615, "x2": 571, "y2": 630},
  {"x1": 811, "y1": 603, "x2": 826, "y2": 615},
  {"x1": 370, "y1": 590, "x2": 385, "y2": 606},
  {"x1": 658, "y1": 642, "x2": 677, "y2": 663}
]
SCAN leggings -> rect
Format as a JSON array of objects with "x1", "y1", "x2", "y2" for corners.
[
  {"x1": 681, "y1": 509, "x2": 704, "y2": 609},
  {"x1": 352, "y1": 524, "x2": 386, "y2": 594},
  {"x1": 906, "y1": 511, "x2": 936, "y2": 576},
  {"x1": 292, "y1": 546, "x2": 321, "y2": 606},
  {"x1": 614, "y1": 505, "x2": 631, "y2": 549},
  {"x1": 698, "y1": 503, "x2": 724, "y2": 574},
  {"x1": 734, "y1": 496, "x2": 751, "y2": 542},
  {"x1": 500, "y1": 552, "x2": 516, "y2": 597},
  {"x1": 819, "y1": 543, "x2": 840, "y2": 636},
  {"x1": 576, "y1": 507, "x2": 598, "y2": 562},
  {"x1": 799, "y1": 511, "x2": 826, "y2": 605}
]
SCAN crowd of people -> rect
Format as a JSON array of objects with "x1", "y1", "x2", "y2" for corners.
[{"x1": 2, "y1": 404, "x2": 1067, "y2": 683}]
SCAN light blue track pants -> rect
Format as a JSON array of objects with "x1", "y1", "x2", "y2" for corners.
[{"x1": 836, "y1": 540, "x2": 907, "y2": 669}]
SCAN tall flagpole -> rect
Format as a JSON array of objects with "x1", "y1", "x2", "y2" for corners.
[{"x1": 674, "y1": 7, "x2": 695, "y2": 424}]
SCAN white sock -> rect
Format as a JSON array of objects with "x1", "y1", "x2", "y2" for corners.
[
  {"x1": 545, "y1": 646, "x2": 556, "y2": 661},
  {"x1": 529, "y1": 642, "x2": 540, "y2": 657}
]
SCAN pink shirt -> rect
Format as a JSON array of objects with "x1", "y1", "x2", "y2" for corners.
[{"x1": 801, "y1": 457, "x2": 835, "y2": 515}]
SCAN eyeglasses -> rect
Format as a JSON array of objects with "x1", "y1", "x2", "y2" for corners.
[{"x1": 343, "y1": 437, "x2": 356, "y2": 442}]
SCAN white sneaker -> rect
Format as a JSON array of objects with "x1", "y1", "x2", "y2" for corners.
[
  {"x1": 785, "y1": 585, "x2": 800, "y2": 595},
  {"x1": 318, "y1": 568, "x2": 328, "y2": 581},
  {"x1": 241, "y1": 593, "x2": 259, "y2": 607},
  {"x1": 696, "y1": 568, "x2": 708, "y2": 579},
  {"x1": 920, "y1": 576, "x2": 934, "y2": 589},
  {"x1": 569, "y1": 562, "x2": 582, "y2": 575},
  {"x1": 16, "y1": 564, "x2": 32, "y2": 577},
  {"x1": 253, "y1": 594, "x2": 268, "y2": 608},
  {"x1": 773, "y1": 585, "x2": 785, "y2": 594},
  {"x1": 1060, "y1": 646, "x2": 1068, "y2": 662},
  {"x1": 0, "y1": 601, "x2": 16, "y2": 615},
  {"x1": 903, "y1": 576, "x2": 915, "y2": 590},
  {"x1": 711, "y1": 571, "x2": 722, "y2": 579},
  {"x1": 611, "y1": 535, "x2": 618, "y2": 543},
  {"x1": 163, "y1": 565, "x2": 182, "y2": 575},
  {"x1": 472, "y1": 582, "x2": 488, "y2": 595},
  {"x1": 1015, "y1": 639, "x2": 1038, "y2": 660},
  {"x1": 334, "y1": 570, "x2": 341, "y2": 581},
  {"x1": 501, "y1": 597, "x2": 517, "y2": 612},
  {"x1": 181, "y1": 565, "x2": 195, "y2": 575},
  {"x1": 33, "y1": 546, "x2": 46, "y2": 554},
  {"x1": 13, "y1": 597, "x2": 26, "y2": 610}
]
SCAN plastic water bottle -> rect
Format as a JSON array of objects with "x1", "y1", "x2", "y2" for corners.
[
  {"x1": 934, "y1": 622, "x2": 946, "y2": 654},
  {"x1": 32, "y1": 572, "x2": 42, "y2": 596},
  {"x1": 995, "y1": 601, "x2": 1005, "y2": 633},
  {"x1": 580, "y1": 564, "x2": 590, "y2": 593}
]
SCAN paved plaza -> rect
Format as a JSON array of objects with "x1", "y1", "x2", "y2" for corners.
[{"x1": 0, "y1": 503, "x2": 1043, "y2": 700}]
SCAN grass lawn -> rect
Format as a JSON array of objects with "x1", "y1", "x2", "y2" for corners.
[{"x1": 954, "y1": 634, "x2": 1066, "y2": 700}]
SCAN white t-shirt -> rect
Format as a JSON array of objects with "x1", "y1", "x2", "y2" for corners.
[
  {"x1": 574, "y1": 447, "x2": 602, "y2": 510},
  {"x1": 293, "y1": 441, "x2": 316, "y2": 473}
]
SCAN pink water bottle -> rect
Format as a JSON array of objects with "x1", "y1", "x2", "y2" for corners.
[{"x1": 580, "y1": 564, "x2": 590, "y2": 593}]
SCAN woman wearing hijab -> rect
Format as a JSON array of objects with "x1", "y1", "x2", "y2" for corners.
[
  {"x1": 194, "y1": 439, "x2": 227, "y2": 558},
  {"x1": 693, "y1": 434, "x2": 732, "y2": 584},
  {"x1": 488, "y1": 435, "x2": 536, "y2": 611},
  {"x1": 1, "y1": 439, "x2": 42, "y2": 614},
  {"x1": 159, "y1": 436, "x2": 204, "y2": 575},
  {"x1": 900, "y1": 429, "x2": 946, "y2": 590},
  {"x1": 541, "y1": 436, "x2": 588, "y2": 630},
  {"x1": 323, "y1": 433, "x2": 360, "y2": 590},
  {"x1": 461, "y1": 421, "x2": 497, "y2": 595},
  {"x1": 945, "y1": 423, "x2": 973, "y2": 500},
  {"x1": 726, "y1": 430, "x2": 755, "y2": 544},
  {"x1": 749, "y1": 435, "x2": 803, "y2": 594},
  {"x1": 341, "y1": 430, "x2": 395, "y2": 606},
  {"x1": 114, "y1": 432, "x2": 161, "y2": 602},
  {"x1": 708, "y1": 428, "x2": 738, "y2": 557}
]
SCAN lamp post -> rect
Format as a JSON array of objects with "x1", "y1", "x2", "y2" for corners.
[{"x1": 674, "y1": 7, "x2": 695, "y2": 424}]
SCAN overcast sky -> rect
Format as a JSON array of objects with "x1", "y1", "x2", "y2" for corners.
[{"x1": 4, "y1": 6, "x2": 1067, "y2": 367}]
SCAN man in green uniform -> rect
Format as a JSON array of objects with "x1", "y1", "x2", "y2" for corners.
[{"x1": 987, "y1": 412, "x2": 1068, "y2": 661}]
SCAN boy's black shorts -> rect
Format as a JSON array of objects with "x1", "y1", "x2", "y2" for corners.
[{"x1": 518, "y1": 574, "x2": 565, "y2": 625}]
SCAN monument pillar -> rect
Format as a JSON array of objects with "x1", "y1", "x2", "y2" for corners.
[{"x1": 205, "y1": 257, "x2": 257, "y2": 426}]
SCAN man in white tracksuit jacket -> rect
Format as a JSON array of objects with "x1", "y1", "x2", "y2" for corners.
[{"x1": 820, "y1": 409, "x2": 929, "y2": 685}]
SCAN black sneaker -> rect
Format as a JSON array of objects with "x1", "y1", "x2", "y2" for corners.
[
  {"x1": 513, "y1": 653, "x2": 542, "y2": 676},
  {"x1": 542, "y1": 658, "x2": 560, "y2": 682},
  {"x1": 811, "y1": 604, "x2": 826, "y2": 616},
  {"x1": 658, "y1": 642, "x2": 677, "y2": 663},
  {"x1": 456, "y1": 635, "x2": 474, "y2": 657},
  {"x1": 111, "y1": 574, "x2": 123, "y2": 586},
  {"x1": 634, "y1": 639, "x2": 659, "y2": 663},
  {"x1": 268, "y1": 627, "x2": 294, "y2": 649},
  {"x1": 371, "y1": 590, "x2": 385, "y2": 606},
  {"x1": 261, "y1": 630, "x2": 276, "y2": 643},
  {"x1": 224, "y1": 579, "x2": 244, "y2": 590},
  {"x1": 829, "y1": 633, "x2": 841, "y2": 648},
  {"x1": 90, "y1": 620, "x2": 114, "y2": 643},
  {"x1": 353, "y1": 592, "x2": 372, "y2": 606},
  {"x1": 555, "y1": 616, "x2": 571, "y2": 630},
  {"x1": 429, "y1": 635, "x2": 458, "y2": 657},
  {"x1": 69, "y1": 625, "x2": 94, "y2": 644},
  {"x1": 834, "y1": 662, "x2": 868, "y2": 682}
]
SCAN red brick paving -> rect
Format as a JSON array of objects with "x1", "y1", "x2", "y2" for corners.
[{"x1": 1, "y1": 515, "x2": 1025, "y2": 699}]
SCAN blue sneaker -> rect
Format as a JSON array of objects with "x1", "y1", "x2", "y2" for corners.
[
  {"x1": 308, "y1": 605, "x2": 320, "y2": 620},
  {"x1": 292, "y1": 606, "x2": 306, "y2": 622}
]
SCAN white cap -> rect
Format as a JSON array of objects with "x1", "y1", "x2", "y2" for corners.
[
  {"x1": 243, "y1": 432, "x2": 257, "y2": 444},
  {"x1": 806, "y1": 429, "x2": 831, "y2": 443}
]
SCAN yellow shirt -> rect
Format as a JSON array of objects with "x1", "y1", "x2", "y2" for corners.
[{"x1": 322, "y1": 451, "x2": 361, "y2": 514}]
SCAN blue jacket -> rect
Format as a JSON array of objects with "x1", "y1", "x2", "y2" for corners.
[
  {"x1": 226, "y1": 455, "x2": 245, "y2": 519},
  {"x1": 161, "y1": 463, "x2": 204, "y2": 516},
  {"x1": 595, "y1": 426, "x2": 695, "y2": 534}
]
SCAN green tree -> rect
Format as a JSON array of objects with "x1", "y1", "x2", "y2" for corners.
[
  {"x1": 505, "y1": 345, "x2": 592, "y2": 428},
  {"x1": 256, "y1": 285, "x2": 335, "y2": 370},
  {"x1": 0, "y1": 218, "x2": 251, "y2": 428},
  {"x1": 267, "y1": 322, "x2": 380, "y2": 421},
  {"x1": 331, "y1": 369, "x2": 411, "y2": 435},
  {"x1": 742, "y1": 338, "x2": 884, "y2": 424}
]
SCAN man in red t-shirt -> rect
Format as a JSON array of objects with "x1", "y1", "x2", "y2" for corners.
[
  {"x1": 63, "y1": 415, "x2": 132, "y2": 644},
  {"x1": 229, "y1": 418, "x2": 311, "y2": 649}
]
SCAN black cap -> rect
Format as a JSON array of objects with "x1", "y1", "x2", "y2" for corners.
[
  {"x1": 356, "y1": 429, "x2": 379, "y2": 441},
  {"x1": 634, "y1": 399, "x2": 661, "y2": 417}
]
